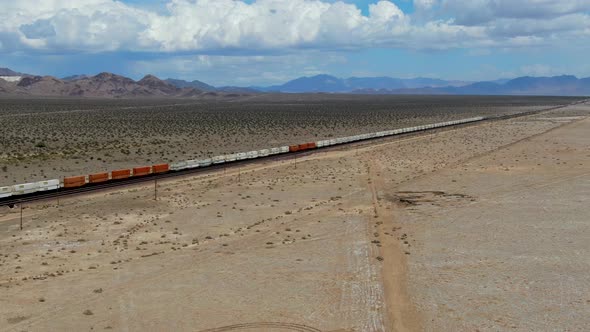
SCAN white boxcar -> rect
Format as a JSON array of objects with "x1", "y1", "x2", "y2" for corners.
[
  {"x1": 246, "y1": 151, "x2": 259, "y2": 159},
  {"x1": 12, "y1": 182, "x2": 39, "y2": 195},
  {"x1": 226, "y1": 153, "x2": 237, "y2": 162},
  {"x1": 259, "y1": 149, "x2": 270, "y2": 157},
  {"x1": 270, "y1": 147, "x2": 281, "y2": 155},
  {"x1": 0, "y1": 186, "x2": 12, "y2": 198},
  {"x1": 37, "y1": 179, "x2": 60, "y2": 191},
  {"x1": 237, "y1": 152, "x2": 248, "y2": 160},
  {"x1": 198, "y1": 158, "x2": 212, "y2": 167},
  {"x1": 279, "y1": 146, "x2": 289, "y2": 153},
  {"x1": 329, "y1": 139, "x2": 337, "y2": 146}
]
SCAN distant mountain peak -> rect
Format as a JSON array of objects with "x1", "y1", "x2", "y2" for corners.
[
  {"x1": 0, "y1": 67, "x2": 25, "y2": 76},
  {"x1": 139, "y1": 74, "x2": 161, "y2": 82},
  {"x1": 62, "y1": 74, "x2": 89, "y2": 81}
]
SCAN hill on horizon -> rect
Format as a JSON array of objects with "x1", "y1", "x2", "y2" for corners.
[{"x1": 1, "y1": 67, "x2": 589, "y2": 97}]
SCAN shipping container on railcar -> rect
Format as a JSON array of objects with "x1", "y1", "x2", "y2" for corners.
[
  {"x1": 246, "y1": 151, "x2": 259, "y2": 159},
  {"x1": 111, "y1": 169, "x2": 132, "y2": 180},
  {"x1": 0, "y1": 186, "x2": 12, "y2": 198},
  {"x1": 12, "y1": 182, "x2": 39, "y2": 195},
  {"x1": 212, "y1": 156, "x2": 226, "y2": 164},
  {"x1": 297, "y1": 143, "x2": 308, "y2": 151},
  {"x1": 37, "y1": 179, "x2": 60, "y2": 191},
  {"x1": 170, "y1": 161, "x2": 187, "y2": 171},
  {"x1": 89, "y1": 172, "x2": 110, "y2": 184},
  {"x1": 198, "y1": 158, "x2": 212, "y2": 167},
  {"x1": 133, "y1": 166, "x2": 152, "y2": 177},
  {"x1": 63, "y1": 176, "x2": 87, "y2": 188},
  {"x1": 186, "y1": 160, "x2": 200, "y2": 169},
  {"x1": 152, "y1": 164, "x2": 170, "y2": 173}
]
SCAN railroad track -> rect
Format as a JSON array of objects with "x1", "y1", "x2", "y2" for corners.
[{"x1": 0, "y1": 100, "x2": 586, "y2": 208}]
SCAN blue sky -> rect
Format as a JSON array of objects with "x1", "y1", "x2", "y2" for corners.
[{"x1": 1, "y1": 0, "x2": 589, "y2": 86}]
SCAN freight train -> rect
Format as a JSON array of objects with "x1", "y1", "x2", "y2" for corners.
[{"x1": 0, "y1": 117, "x2": 484, "y2": 200}]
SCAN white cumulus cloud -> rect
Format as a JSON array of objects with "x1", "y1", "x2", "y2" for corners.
[{"x1": 0, "y1": 0, "x2": 588, "y2": 54}]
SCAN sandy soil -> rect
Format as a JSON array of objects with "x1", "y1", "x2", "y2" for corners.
[{"x1": 0, "y1": 102, "x2": 588, "y2": 331}]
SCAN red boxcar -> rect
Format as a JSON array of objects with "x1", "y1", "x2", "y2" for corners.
[
  {"x1": 89, "y1": 172, "x2": 109, "y2": 183},
  {"x1": 152, "y1": 164, "x2": 170, "y2": 174},
  {"x1": 63, "y1": 176, "x2": 86, "y2": 188},
  {"x1": 133, "y1": 166, "x2": 151, "y2": 177},
  {"x1": 306, "y1": 142, "x2": 317, "y2": 149},
  {"x1": 289, "y1": 145, "x2": 300, "y2": 152},
  {"x1": 111, "y1": 169, "x2": 131, "y2": 180}
]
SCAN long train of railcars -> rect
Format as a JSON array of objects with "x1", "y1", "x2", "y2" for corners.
[{"x1": 0, "y1": 100, "x2": 585, "y2": 205}]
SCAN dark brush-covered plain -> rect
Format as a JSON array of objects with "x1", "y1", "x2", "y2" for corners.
[{"x1": 0, "y1": 94, "x2": 584, "y2": 184}]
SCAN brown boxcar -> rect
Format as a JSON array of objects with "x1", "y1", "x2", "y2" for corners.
[
  {"x1": 63, "y1": 175, "x2": 86, "y2": 188},
  {"x1": 152, "y1": 164, "x2": 170, "y2": 174},
  {"x1": 298, "y1": 143, "x2": 308, "y2": 151},
  {"x1": 289, "y1": 145, "x2": 300, "y2": 152},
  {"x1": 89, "y1": 172, "x2": 109, "y2": 183},
  {"x1": 306, "y1": 142, "x2": 317, "y2": 149},
  {"x1": 111, "y1": 169, "x2": 131, "y2": 180},
  {"x1": 133, "y1": 166, "x2": 151, "y2": 177}
]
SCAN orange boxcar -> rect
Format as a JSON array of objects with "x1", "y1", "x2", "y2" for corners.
[
  {"x1": 89, "y1": 172, "x2": 109, "y2": 183},
  {"x1": 289, "y1": 145, "x2": 300, "y2": 152},
  {"x1": 306, "y1": 142, "x2": 317, "y2": 149},
  {"x1": 152, "y1": 164, "x2": 170, "y2": 173},
  {"x1": 298, "y1": 143, "x2": 309, "y2": 151},
  {"x1": 133, "y1": 166, "x2": 151, "y2": 177},
  {"x1": 63, "y1": 175, "x2": 86, "y2": 188},
  {"x1": 111, "y1": 169, "x2": 131, "y2": 180}
]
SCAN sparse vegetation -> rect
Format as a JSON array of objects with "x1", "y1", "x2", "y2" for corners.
[{"x1": 0, "y1": 95, "x2": 582, "y2": 184}]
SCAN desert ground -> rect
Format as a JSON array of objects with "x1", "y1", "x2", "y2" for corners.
[
  {"x1": 0, "y1": 95, "x2": 582, "y2": 184},
  {"x1": 0, "y1": 101, "x2": 588, "y2": 331}
]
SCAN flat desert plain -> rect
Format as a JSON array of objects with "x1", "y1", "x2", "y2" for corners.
[
  {"x1": 0, "y1": 95, "x2": 579, "y2": 184},
  {"x1": 0, "y1": 102, "x2": 588, "y2": 331}
]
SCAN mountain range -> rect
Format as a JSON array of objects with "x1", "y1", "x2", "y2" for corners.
[
  {"x1": 255, "y1": 74, "x2": 471, "y2": 93},
  {"x1": 354, "y1": 75, "x2": 590, "y2": 96},
  {"x1": 0, "y1": 69, "x2": 248, "y2": 98},
  {"x1": 1, "y1": 67, "x2": 589, "y2": 97}
]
